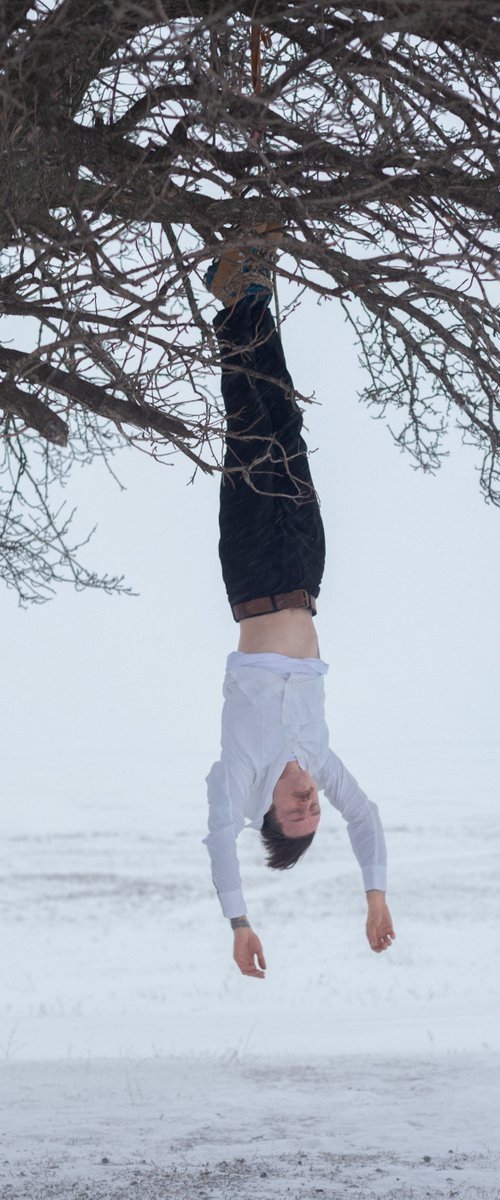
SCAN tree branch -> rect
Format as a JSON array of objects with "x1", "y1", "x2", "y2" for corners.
[
  {"x1": 0, "y1": 380, "x2": 69, "y2": 446},
  {"x1": 0, "y1": 346, "x2": 204, "y2": 448}
]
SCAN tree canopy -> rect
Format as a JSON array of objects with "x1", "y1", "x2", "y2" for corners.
[{"x1": 1, "y1": 1, "x2": 499, "y2": 601}]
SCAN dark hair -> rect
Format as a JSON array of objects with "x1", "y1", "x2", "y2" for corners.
[{"x1": 260, "y1": 805, "x2": 315, "y2": 870}]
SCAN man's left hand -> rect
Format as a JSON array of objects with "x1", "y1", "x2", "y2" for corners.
[{"x1": 365, "y1": 891, "x2": 396, "y2": 953}]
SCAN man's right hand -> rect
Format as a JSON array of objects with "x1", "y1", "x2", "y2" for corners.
[{"x1": 233, "y1": 926, "x2": 267, "y2": 979}]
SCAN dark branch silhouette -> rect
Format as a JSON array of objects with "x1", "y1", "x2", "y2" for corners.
[{"x1": 1, "y1": 1, "x2": 499, "y2": 600}]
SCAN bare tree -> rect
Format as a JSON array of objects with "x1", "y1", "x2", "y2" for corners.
[{"x1": 1, "y1": 1, "x2": 499, "y2": 602}]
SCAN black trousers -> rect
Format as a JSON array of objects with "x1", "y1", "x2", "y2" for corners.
[{"x1": 214, "y1": 295, "x2": 326, "y2": 612}]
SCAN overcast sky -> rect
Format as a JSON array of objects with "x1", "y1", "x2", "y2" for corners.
[{"x1": 1, "y1": 284, "x2": 499, "y2": 814}]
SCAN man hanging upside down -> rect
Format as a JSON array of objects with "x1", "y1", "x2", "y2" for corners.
[{"x1": 202, "y1": 227, "x2": 396, "y2": 979}]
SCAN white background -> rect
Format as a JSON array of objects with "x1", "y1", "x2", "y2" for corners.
[{"x1": 1, "y1": 286, "x2": 499, "y2": 1197}]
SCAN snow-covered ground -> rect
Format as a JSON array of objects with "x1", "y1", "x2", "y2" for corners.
[
  {"x1": 1, "y1": 740, "x2": 499, "y2": 1198},
  {"x1": 2, "y1": 275, "x2": 500, "y2": 1196},
  {"x1": 3, "y1": 1053, "x2": 499, "y2": 1199}
]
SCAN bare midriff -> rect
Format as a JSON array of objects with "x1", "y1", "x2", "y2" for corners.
[{"x1": 237, "y1": 607, "x2": 319, "y2": 658}]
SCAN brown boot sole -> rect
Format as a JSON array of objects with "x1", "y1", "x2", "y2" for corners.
[{"x1": 206, "y1": 237, "x2": 275, "y2": 304}]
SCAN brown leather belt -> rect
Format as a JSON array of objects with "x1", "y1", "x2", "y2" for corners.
[{"x1": 231, "y1": 588, "x2": 317, "y2": 622}]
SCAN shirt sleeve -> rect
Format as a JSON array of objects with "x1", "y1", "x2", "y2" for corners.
[
  {"x1": 202, "y1": 759, "x2": 250, "y2": 919},
  {"x1": 318, "y1": 749, "x2": 387, "y2": 892}
]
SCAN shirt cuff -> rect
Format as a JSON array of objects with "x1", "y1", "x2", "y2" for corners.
[
  {"x1": 217, "y1": 888, "x2": 247, "y2": 919},
  {"x1": 362, "y1": 864, "x2": 387, "y2": 892}
]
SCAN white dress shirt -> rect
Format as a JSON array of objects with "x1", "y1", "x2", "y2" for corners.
[{"x1": 203, "y1": 653, "x2": 387, "y2": 919}]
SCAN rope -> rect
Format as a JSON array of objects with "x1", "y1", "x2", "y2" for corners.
[
  {"x1": 250, "y1": 22, "x2": 272, "y2": 144},
  {"x1": 273, "y1": 262, "x2": 281, "y2": 335},
  {"x1": 250, "y1": 22, "x2": 262, "y2": 96},
  {"x1": 250, "y1": 23, "x2": 281, "y2": 333},
  {"x1": 250, "y1": 22, "x2": 272, "y2": 96}
]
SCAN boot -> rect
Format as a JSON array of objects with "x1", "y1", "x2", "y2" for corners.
[{"x1": 204, "y1": 222, "x2": 284, "y2": 306}]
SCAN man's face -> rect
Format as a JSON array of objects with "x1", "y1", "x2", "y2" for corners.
[{"x1": 272, "y1": 762, "x2": 321, "y2": 838}]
